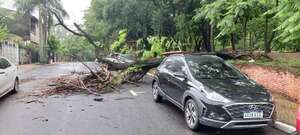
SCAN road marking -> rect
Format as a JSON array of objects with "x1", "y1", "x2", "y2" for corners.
[
  {"x1": 135, "y1": 92, "x2": 146, "y2": 94},
  {"x1": 129, "y1": 90, "x2": 137, "y2": 96}
]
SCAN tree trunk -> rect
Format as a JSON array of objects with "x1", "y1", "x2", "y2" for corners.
[
  {"x1": 249, "y1": 32, "x2": 253, "y2": 51},
  {"x1": 200, "y1": 22, "x2": 212, "y2": 52},
  {"x1": 38, "y1": 2, "x2": 49, "y2": 64},
  {"x1": 231, "y1": 33, "x2": 236, "y2": 51},
  {"x1": 264, "y1": 17, "x2": 271, "y2": 54},
  {"x1": 243, "y1": 19, "x2": 248, "y2": 50},
  {"x1": 210, "y1": 25, "x2": 215, "y2": 52}
]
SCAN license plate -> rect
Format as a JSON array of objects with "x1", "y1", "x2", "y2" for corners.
[{"x1": 243, "y1": 112, "x2": 263, "y2": 119}]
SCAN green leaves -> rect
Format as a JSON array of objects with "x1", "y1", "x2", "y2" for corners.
[
  {"x1": 59, "y1": 36, "x2": 95, "y2": 60},
  {"x1": 0, "y1": 24, "x2": 7, "y2": 40},
  {"x1": 275, "y1": 0, "x2": 300, "y2": 45},
  {"x1": 142, "y1": 36, "x2": 169, "y2": 60},
  {"x1": 48, "y1": 35, "x2": 60, "y2": 52},
  {"x1": 110, "y1": 29, "x2": 129, "y2": 53}
]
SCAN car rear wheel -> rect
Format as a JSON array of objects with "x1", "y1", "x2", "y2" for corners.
[
  {"x1": 152, "y1": 81, "x2": 163, "y2": 103},
  {"x1": 12, "y1": 79, "x2": 19, "y2": 93},
  {"x1": 185, "y1": 99, "x2": 200, "y2": 130}
]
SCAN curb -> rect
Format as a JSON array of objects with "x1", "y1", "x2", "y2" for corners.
[
  {"x1": 147, "y1": 72, "x2": 296, "y2": 134},
  {"x1": 274, "y1": 121, "x2": 296, "y2": 134}
]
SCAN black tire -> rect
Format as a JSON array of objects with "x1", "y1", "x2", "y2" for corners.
[
  {"x1": 12, "y1": 79, "x2": 19, "y2": 93},
  {"x1": 184, "y1": 99, "x2": 200, "y2": 131},
  {"x1": 152, "y1": 81, "x2": 163, "y2": 103}
]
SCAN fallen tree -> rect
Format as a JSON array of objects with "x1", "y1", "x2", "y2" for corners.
[{"x1": 47, "y1": 10, "x2": 267, "y2": 96}]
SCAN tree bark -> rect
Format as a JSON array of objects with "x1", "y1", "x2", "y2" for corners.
[
  {"x1": 264, "y1": 17, "x2": 269, "y2": 53},
  {"x1": 210, "y1": 25, "x2": 215, "y2": 52},
  {"x1": 231, "y1": 33, "x2": 236, "y2": 51},
  {"x1": 200, "y1": 22, "x2": 212, "y2": 52},
  {"x1": 243, "y1": 19, "x2": 248, "y2": 50},
  {"x1": 38, "y1": 5, "x2": 48, "y2": 63},
  {"x1": 249, "y1": 32, "x2": 254, "y2": 52}
]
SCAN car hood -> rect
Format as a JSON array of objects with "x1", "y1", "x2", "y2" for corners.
[{"x1": 199, "y1": 78, "x2": 270, "y2": 103}]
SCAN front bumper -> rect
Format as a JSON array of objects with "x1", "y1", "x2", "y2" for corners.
[
  {"x1": 199, "y1": 102, "x2": 275, "y2": 129},
  {"x1": 199, "y1": 117, "x2": 273, "y2": 129}
]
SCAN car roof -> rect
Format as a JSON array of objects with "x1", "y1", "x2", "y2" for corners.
[{"x1": 169, "y1": 53, "x2": 224, "y2": 62}]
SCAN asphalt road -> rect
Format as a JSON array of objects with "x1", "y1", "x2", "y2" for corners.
[{"x1": 0, "y1": 63, "x2": 287, "y2": 135}]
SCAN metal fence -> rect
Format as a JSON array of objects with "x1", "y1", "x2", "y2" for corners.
[{"x1": 0, "y1": 41, "x2": 19, "y2": 65}]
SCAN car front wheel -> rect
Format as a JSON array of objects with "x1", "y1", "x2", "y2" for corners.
[
  {"x1": 152, "y1": 81, "x2": 163, "y2": 103},
  {"x1": 185, "y1": 99, "x2": 200, "y2": 130}
]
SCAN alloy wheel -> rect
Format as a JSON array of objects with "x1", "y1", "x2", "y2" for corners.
[
  {"x1": 152, "y1": 81, "x2": 162, "y2": 102},
  {"x1": 152, "y1": 82, "x2": 159, "y2": 99},
  {"x1": 185, "y1": 99, "x2": 199, "y2": 130}
]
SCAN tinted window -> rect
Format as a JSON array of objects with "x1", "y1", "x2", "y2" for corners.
[
  {"x1": 163, "y1": 57, "x2": 185, "y2": 73},
  {"x1": 186, "y1": 56, "x2": 244, "y2": 79},
  {"x1": 0, "y1": 58, "x2": 11, "y2": 69}
]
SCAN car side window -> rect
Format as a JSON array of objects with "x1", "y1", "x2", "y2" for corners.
[
  {"x1": 0, "y1": 58, "x2": 11, "y2": 69},
  {"x1": 164, "y1": 57, "x2": 186, "y2": 74}
]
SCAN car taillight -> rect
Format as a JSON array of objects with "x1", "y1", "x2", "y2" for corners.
[{"x1": 297, "y1": 108, "x2": 300, "y2": 132}]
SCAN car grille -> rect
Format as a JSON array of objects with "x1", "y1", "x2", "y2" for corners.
[{"x1": 224, "y1": 103, "x2": 274, "y2": 119}]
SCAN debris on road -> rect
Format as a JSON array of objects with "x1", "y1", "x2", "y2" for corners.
[
  {"x1": 114, "y1": 97, "x2": 135, "y2": 101},
  {"x1": 22, "y1": 62, "x2": 151, "y2": 98},
  {"x1": 32, "y1": 116, "x2": 49, "y2": 122},
  {"x1": 40, "y1": 64, "x2": 112, "y2": 97},
  {"x1": 25, "y1": 100, "x2": 45, "y2": 104},
  {"x1": 93, "y1": 98, "x2": 104, "y2": 102},
  {"x1": 42, "y1": 119, "x2": 49, "y2": 122},
  {"x1": 32, "y1": 116, "x2": 45, "y2": 120}
]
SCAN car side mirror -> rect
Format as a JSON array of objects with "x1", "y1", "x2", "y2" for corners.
[{"x1": 174, "y1": 72, "x2": 187, "y2": 79}]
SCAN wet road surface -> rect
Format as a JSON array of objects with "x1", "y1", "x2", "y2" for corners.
[{"x1": 0, "y1": 63, "x2": 287, "y2": 135}]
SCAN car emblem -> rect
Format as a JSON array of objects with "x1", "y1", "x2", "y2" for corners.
[{"x1": 248, "y1": 105, "x2": 259, "y2": 110}]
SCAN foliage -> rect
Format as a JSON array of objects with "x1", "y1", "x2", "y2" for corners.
[
  {"x1": 0, "y1": 14, "x2": 8, "y2": 40},
  {"x1": 19, "y1": 42, "x2": 39, "y2": 53},
  {"x1": 110, "y1": 29, "x2": 130, "y2": 53},
  {"x1": 141, "y1": 36, "x2": 169, "y2": 60},
  {"x1": 30, "y1": 0, "x2": 300, "y2": 63},
  {"x1": 0, "y1": 25, "x2": 7, "y2": 40},
  {"x1": 274, "y1": 0, "x2": 300, "y2": 46},
  {"x1": 48, "y1": 35, "x2": 60, "y2": 52},
  {"x1": 58, "y1": 36, "x2": 95, "y2": 61}
]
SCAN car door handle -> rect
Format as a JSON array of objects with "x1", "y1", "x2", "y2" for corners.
[{"x1": 0, "y1": 72, "x2": 5, "y2": 75}]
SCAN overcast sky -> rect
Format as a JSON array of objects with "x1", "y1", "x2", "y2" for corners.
[{"x1": 0, "y1": 0, "x2": 91, "y2": 25}]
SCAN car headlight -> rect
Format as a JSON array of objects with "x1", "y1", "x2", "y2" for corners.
[{"x1": 206, "y1": 92, "x2": 231, "y2": 103}]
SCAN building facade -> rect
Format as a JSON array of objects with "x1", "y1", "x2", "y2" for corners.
[{"x1": 0, "y1": 8, "x2": 40, "y2": 65}]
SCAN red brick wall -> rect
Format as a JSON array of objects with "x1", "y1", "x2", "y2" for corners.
[{"x1": 236, "y1": 64, "x2": 300, "y2": 102}]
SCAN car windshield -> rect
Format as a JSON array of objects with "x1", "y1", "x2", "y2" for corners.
[{"x1": 186, "y1": 56, "x2": 245, "y2": 79}]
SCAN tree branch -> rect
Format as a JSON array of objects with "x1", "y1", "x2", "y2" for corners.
[{"x1": 50, "y1": 9, "x2": 98, "y2": 47}]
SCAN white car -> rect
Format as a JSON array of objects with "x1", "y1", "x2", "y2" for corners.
[{"x1": 0, "y1": 57, "x2": 19, "y2": 98}]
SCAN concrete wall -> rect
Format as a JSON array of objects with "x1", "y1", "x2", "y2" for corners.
[{"x1": 0, "y1": 41, "x2": 19, "y2": 65}]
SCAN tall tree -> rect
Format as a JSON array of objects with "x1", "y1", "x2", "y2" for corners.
[{"x1": 15, "y1": 0, "x2": 68, "y2": 63}]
